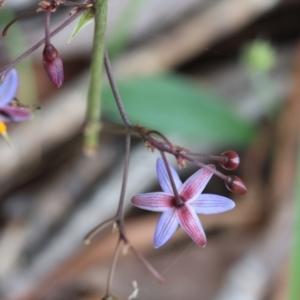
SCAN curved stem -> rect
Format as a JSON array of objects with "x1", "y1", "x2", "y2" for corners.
[
  {"x1": 2, "y1": 8, "x2": 38, "y2": 36},
  {"x1": 105, "y1": 237, "x2": 123, "y2": 296},
  {"x1": 84, "y1": 216, "x2": 116, "y2": 244},
  {"x1": 147, "y1": 130, "x2": 174, "y2": 153},
  {"x1": 104, "y1": 49, "x2": 132, "y2": 128},
  {"x1": 116, "y1": 130, "x2": 131, "y2": 223},
  {"x1": 0, "y1": 9, "x2": 84, "y2": 75},
  {"x1": 127, "y1": 241, "x2": 164, "y2": 283},
  {"x1": 160, "y1": 151, "x2": 183, "y2": 206}
]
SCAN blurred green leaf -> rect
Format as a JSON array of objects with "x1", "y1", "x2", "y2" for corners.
[
  {"x1": 241, "y1": 39, "x2": 276, "y2": 72},
  {"x1": 107, "y1": 0, "x2": 149, "y2": 59},
  {"x1": 68, "y1": 9, "x2": 95, "y2": 44},
  {"x1": 0, "y1": 8, "x2": 38, "y2": 105},
  {"x1": 103, "y1": 74, "x2": 256, "y2": 146}
]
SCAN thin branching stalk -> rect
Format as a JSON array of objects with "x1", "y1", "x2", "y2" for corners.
[
  {"x1": 104, "y1": 48, "x2": 132, "y2": 128},
  {"x1": 183, "y1": 154, "x2": 227, "y2": 180},
  {"x1": 2, "y1": 8, "x2": 38, "y2": 36},
  {"x1": 116, "y1": 130, "x2": 131, "y2": 223},
  {"x1": 84, "y1": 217, "x2": 116, "y2": 244},
  {"x1": 105, "y1": 237, "x2": 123, "y2": 296},
  {"x1": 160, "y1": 151, "x2": 182, "y2": 205},
  {"x1": 127, "y1": 241, "x2": 164, "y2": 283},
  {"x1": 0, "y1": 9, "x2": 84, "y2": 75}
]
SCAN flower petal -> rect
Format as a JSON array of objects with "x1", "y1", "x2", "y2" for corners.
[
  {"x1": 156, "y1": 157, "x2": 182, "y2": 194},
  {"x1": 0, "y1": 107, "x2": 32, "y2": 122},
  {"x1": 0, "y1": 69, "x2": 18, "y2": 107},
  {"x1": 190, "y1": 194, "x2": 235, "y2": 215},
  {"x1": 131, "y1": 192, "x2": 174, "y2": 212},
  {"x1": 176, "y1": 204, "x2": 206, "y2": 247},
  {"x1": 154, "y1": 210, "x2": 178, "y2": 248},
  {"x1": 179, "y1": 165, "x2": 215, "y2": 202}
]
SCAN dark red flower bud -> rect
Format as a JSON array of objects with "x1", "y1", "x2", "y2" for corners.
[
  {"x1": 225, "y1": 176, "x2": 247, "y2": 195},
  {"x1": 219, "y1": 150, "x2": 240, "y2": 170},
  {"x1": 43, "y1": 44, "x2": 64, "y2": 87}
]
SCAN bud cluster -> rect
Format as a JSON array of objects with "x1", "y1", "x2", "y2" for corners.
[{"x1": 137, "y1": 127, "x2": 247, "y2": 196}]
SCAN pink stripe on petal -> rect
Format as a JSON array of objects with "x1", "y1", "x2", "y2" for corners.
[
  {"x1": 191, "y1": 194, "x2": 235, "y2": 215},
  {"x1": 0, "y1": 107, "x2": 32, "y2": 122},
  {"x1": 179, "y1": 165, "x2": 215, "y2": 202},
  {"x1": 156, "y1": 157, "x2": 182, "y2": 194},
  {"x1": 131, "y1": 192, "x2": 174, "y2": 212},
  {"x1": 0, "y1": 69, "x2": 18, "y2": 107},
  {"x1": 154, "y1": 210, "x2": 178, "y2": 248},
  {"x1": 176, "y1": 204, "x2": 206, "y2": 247}
]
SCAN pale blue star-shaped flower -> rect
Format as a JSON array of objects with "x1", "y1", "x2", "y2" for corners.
[{"x1": 131, "y1": 158, "x2": 235, "y2": 248}]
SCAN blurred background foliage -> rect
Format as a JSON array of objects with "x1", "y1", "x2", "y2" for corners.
[{"x1": 0, "y1": 0, "x2": 300, "y2": 299}]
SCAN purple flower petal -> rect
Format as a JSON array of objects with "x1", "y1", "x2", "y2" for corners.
[
  {"x1": 156, "y1": 157, "x2": 182, "y2": 194},
  {"x1": 0, "y1": 69, "x2": 18, "y2": 107},
  {"x1": 176, "y1": 204, "x2": 206, "y2": 247},
  {"x1": 0, "y1": 106, "x2": 32, "y2": 122},
  {"x1": 190, "y1": 194, "x2": 235, "y2": 215},
  {"x1": 154, "y1": 209, "x2": 178, "y2": 248},
  {"x1": 179, "y1": 165, "x2": 215, "y2": 202},
  {"x1": 131, "y1": 192, "x2": 174, "y2": 212}
]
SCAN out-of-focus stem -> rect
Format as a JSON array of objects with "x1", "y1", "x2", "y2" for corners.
[
  {"x1": 288, "y1": 130, "x2": 300, "y2": 300},
  {"x1": 83, "y1": 0, "x2": 108, "y2": 155}
]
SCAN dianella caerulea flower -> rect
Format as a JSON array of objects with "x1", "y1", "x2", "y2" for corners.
[
  {"x1": 0, "y1": 69, "x2": 32, "y2": 123},
  {"x1": 131, "y1": 158, "x2": 235, "y2": 248},
  {"x1": 0, "y1": 69, "x2": 32, "y2": 144}
]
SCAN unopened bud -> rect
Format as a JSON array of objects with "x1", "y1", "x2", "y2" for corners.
[
  {"x1": 43, "y1": 44, "x2": 64, "y2": 87},
  {"x1": 225, "y1": 176, "x2": 247, "y2": 195},
  {"x1": 219, "y1": 150, "x2": 240, "y2": 170}
]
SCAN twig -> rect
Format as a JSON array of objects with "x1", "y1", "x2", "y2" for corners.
[{"x1": 0, "y1": 9, "x2": 84, "y2": 75}]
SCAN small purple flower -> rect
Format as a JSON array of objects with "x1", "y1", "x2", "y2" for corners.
[
  {"x1": 131, "y1": 158, "x2": 235, "y2": 248},
  {"x1": 0, "y1": 69, "x2": 32, "y2": 122}
]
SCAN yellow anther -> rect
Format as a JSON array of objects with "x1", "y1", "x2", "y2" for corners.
[
  {"x1": 0, "y1": 122, "x2": 7, "y2": 134},
  {"x1": 0, "y1": 122, "x2": 12, "y2": 148}
]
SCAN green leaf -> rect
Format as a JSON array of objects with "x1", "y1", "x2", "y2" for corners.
[
  {"x1": 102, "y1": 74, "x2": 256, "y2": 146},
  {"x1": 68, "y1": 9, "x2": 95, "y2": 44}
]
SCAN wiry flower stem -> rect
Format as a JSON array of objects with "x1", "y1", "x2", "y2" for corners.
[
  {"x1": 44, "y1": 9, "x2": 51, "y2": 46},
  {"x1": 85, "y1": 50, "x2": 164, "y2": 293},
  {"x1": 2, "y1": 8, "x2": 38, "y2": 36},
  {"x1": 105, "y1": 237, "x2": 123, "y2": 297},
  {"x1": 126, "y1": 240, "x2": 164, "y2": 283},
  {"x1": 147, "y1": 130, "x2": 175, "y2": 153},
  {"x1": 160, "y1": 151, "x2": 183, "y2": 206},
  {"x1": 0, "y1": 9, "x2": 84, "y2": 76},
  {"x1": 84, "y1": 216, "x2": 116, "y2": 244},
  {"x1": 184, "y1": 155, "x2": 227, "y2": 181},
  {"x1": 104, "y1": 48, "x2": 132, "y2": 128},
  {"x1": 116, "y1": 130, "x2": 131, "y2": 223}
]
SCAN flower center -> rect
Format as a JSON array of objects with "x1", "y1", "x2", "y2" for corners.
[{"x1": 173, "y1": 196, "x2": 185, "y2": 208}]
